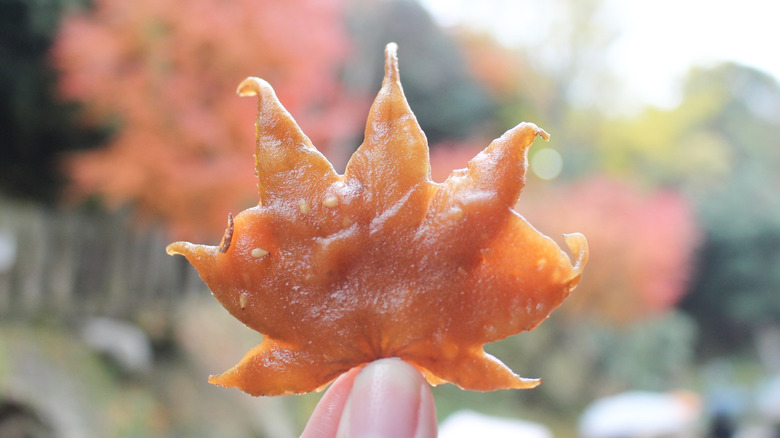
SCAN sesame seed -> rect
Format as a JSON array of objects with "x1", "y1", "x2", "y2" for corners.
[
  {"x1": 299, "y1": 200, "x2": 311, "y2": 214},
  {"x1": 449, "y1": 206, "x2": 464, "y2": 220},
  {"x1": 323, "y1": 197, "x2": 339, "y2": 208},
  {"x1": 251, "y1": 248, "x2": 269, "y2": 258}
]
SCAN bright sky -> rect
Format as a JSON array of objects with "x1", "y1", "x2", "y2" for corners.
[{"x1": 419, "y1": 0, "x2": 780, "y2": 110}]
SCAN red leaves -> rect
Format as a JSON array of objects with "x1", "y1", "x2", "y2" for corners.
[
  {"x1": 518, "y1": 177, "x2": 699, "y2": 324},
  {"x1": 54, "y1": 0, "x2": 363, "y2": 239}
]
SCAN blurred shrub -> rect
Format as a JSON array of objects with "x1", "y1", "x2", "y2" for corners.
[
  {"x1": 585, "y1": 311, "x2": 698, "y2": 391},
  {"x1": 668, "y1": 64, "x2": 780, "y2": 352},
  {"x1": 475, "y1": 311, "x2": 697, "y2": 417}
]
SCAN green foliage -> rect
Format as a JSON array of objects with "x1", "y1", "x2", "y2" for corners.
[
  {"x1": 461, "y1": 312, "x2": 698, "y2": 419},
  {"x1": 595, "y1": 90, "x2": 733, "y2": 189},
  {"x1": 586, "y1": 312, "x2": 698, "y2": 390},
  {"x1": 543, "y1": 61, "x2": 780, "y2": 354},
  {"x1": 608, "y1": 64, "x2": 780, "y2": 353}
]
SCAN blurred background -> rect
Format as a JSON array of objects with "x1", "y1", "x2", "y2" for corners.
[{"x1": 1, "y1": 0, "x2": 779, "y2": 436}]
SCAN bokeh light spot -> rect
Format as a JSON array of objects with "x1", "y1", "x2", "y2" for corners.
[{"x1": 531, "y1": 147, "x2": 563, "y2": 180}]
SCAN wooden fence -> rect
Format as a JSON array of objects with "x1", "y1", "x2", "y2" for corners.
[{"x1": 0, "y1": 198, "x2": 207, "y2": 321}]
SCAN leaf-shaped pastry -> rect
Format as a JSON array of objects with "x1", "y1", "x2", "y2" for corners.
[{"x1": 167, "y1": 43, "x2": 588, "y2": 396}]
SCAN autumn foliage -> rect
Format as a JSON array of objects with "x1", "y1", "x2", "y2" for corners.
[{"x1": 53, "y1": 0, "x2": 364, "y2": 239}]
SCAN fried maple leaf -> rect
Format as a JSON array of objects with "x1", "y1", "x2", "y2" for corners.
[{"x1": 167, "y1": 43, "x2": 588, "y2": 396}]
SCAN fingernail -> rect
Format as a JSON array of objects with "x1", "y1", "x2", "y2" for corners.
[{"x1": 336, "y1": 358, "x2": 431, "y2": 438}]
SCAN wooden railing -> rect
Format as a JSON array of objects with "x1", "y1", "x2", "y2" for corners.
[{"x1": 0, "y1": 198, "x2": 207, "y2": 321}]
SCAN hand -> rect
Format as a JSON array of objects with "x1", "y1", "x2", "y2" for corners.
[{"x1": 300, "y1": 358, "x2": 438, "y2": 438}]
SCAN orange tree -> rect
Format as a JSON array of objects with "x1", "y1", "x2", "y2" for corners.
[{"x1": 53, "y1": 0, "x2": 364, "y2": 239}]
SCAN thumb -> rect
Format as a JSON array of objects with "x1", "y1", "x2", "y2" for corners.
[{"x1": 335, "y1": 358, "x2": 437, "y2": 438}]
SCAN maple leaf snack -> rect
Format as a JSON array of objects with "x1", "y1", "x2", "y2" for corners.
[{"x1": 167, "y1": 43, "x2": 588, "y2": 396}]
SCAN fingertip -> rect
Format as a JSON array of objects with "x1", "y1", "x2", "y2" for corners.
[
  {"x1": 301, "y1": 366, "x2": 362, "y2": 438},
  {"x1": 415, "y1": 371, "x2": 438, "y2": 438},
  {"x1": 336, "y1": 358, "x2": 437, "y2": 438}
]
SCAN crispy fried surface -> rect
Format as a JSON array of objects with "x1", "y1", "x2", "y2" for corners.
[{"x1": 167, "y1": 43, "x2": 588, "y2": 396}]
